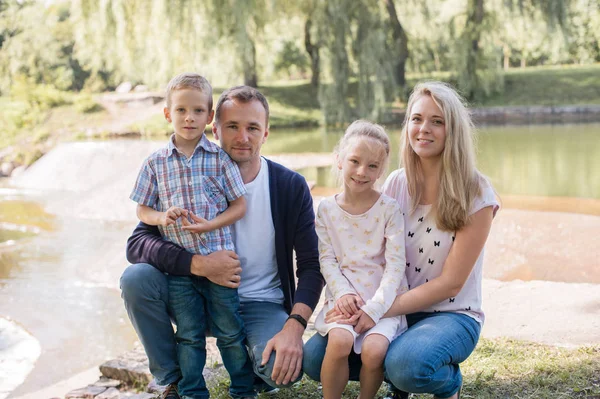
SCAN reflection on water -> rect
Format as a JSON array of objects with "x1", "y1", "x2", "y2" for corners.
[
  {"x1": 0, "y1": 189, "x2": 137, "y2": 396},
  {"x1": 262, "y1": 123, "x2": 600, "y2": 200}
]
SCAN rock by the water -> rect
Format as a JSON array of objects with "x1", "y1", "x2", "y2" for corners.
[
  {"x1": 99, "y1": 346, "x2": 152, "y2": 386},
  {"x1": 95, "y1": 387, "x2": 121, "y2": 399},
  {"x1": 93, "y1": 377, "x2": 122, "y2": 388},
  {"x1": 65, "y1": 385, "x2": 107, "y2": 398},
  {"x1": 1, "y1": 161, "x2": 14, "y2": 176},
  {"x1": 115, "y1": 82, "x2": 133, "y2": 93}
]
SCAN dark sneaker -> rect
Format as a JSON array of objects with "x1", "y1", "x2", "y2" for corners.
[
  {"x1": 161, "y1": 383, "x2": 180, "y2": 399},
  {"x1": 384, "y1": 390, "x2": 410, "y2": 399}
]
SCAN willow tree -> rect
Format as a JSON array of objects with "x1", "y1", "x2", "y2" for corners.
[
  {"x1": 70, "y1": 0, "x2": 265, "y2": 89},
  {"x1": 315, "y1": 0, "x2": 399, "y2": 125}
]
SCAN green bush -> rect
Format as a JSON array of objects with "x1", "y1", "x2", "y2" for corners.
[{"x1": 74, "y1": 94, "x2": 104, "y2": 113}]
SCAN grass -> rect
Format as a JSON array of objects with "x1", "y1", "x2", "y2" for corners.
[
  {"x1": 482, "y1": 64, "x2": 600, "y2": 107},
  {"x1": 204, "y1": 338, "x2": 600, "y2": 399}
]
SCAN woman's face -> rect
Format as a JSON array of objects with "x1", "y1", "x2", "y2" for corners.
[{"x1": 407, "y1": 95, "x2": 447, "y2": 161}]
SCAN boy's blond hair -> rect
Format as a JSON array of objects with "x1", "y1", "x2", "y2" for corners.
[{"x1": 165, "y1": 72, "x2": 213, "y2": 110}]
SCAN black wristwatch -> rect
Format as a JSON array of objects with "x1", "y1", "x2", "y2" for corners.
[{"x1": 287, "y1": 314, "x2": 308, "y2": 329}]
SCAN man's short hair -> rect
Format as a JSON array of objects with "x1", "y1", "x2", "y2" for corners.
[
  {"x1": 214, "y1": 85, "x2": 269, "y2": 126},
  {"x1": 165, "y1": 72, "x2": 213, "y2": 111}
]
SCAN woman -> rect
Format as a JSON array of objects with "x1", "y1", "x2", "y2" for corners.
[{"x1": 303, "y1": 81, "x2": 499, "y2": 399}]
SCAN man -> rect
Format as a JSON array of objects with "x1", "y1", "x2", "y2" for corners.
[{"x1": 120, "y1": 86, "x2": 324, "y2": 399}]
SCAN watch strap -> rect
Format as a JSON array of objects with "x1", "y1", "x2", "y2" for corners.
[{"x1": 287, "y1": 313, "x2": 308, "y2": 329}]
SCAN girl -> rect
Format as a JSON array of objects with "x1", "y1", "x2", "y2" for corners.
[
  {"x1": 305, "y1": 82, "x2": 500, "y2": 399},
  {"x1": 314, "y1": 120, "x2": 409, "y2": 399}
]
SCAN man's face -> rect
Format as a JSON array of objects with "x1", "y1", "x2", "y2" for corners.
[{"x1": 213, "y1": 99, "x2": 269, "y2": 164}]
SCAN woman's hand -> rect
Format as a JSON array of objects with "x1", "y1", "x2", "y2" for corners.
[
  {"x1": 335, "y1": 294, "x2": 364, "y2": 318},
  {"x1": 353, "y1": 312, "x2": 375, "y2": 334}
]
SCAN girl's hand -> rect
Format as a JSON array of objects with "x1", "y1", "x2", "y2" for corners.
[
  {"x1": 353, "y1": 311, "x2": 375, "y2": 334},
  {"x1": 163, "y1": 206, "x2": 188, "y2": 226},
  {"x1": 325, "y1": 307, "x2": 361, "y2": 325},
  {"x1": 335, "y1": 294, "x2": 364, "y2": 318},
  {"x1": 181, "y1": 212, "x2": 214, "y2": 234}
]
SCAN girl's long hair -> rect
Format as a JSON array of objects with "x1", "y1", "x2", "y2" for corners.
[{"x1": 401, "y1": 81, "x2": 482, "y2": 231}]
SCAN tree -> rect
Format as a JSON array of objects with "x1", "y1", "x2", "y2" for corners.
[{"x1": 383, "y1": 0, "x2": 409, "y2": 87}]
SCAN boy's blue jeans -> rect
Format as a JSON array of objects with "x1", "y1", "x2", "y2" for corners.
[
  {"x1": 166, "y1": 275, "x2": 255, "y2": 399},
  {"x1": 119, "y1": 264, "x2": 299, "y2": 397},
  {"x1": 302, "y1": 311, "x2": 480, "y2": 398}
]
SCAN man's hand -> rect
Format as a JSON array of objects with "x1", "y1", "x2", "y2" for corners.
[
  {"x1": 191, "y1": 251, "x2": 242, "y2": 288},
  {"x1": 181, "y1": 212, "x2": 214, "y2": 234},
  {"x1": 162, "y1": 206, "x2": 188, "y2": 226},
  {"x1": 335, "y1": 294, "x2": 364, "y2": 318},
  {"x1": 261, "y1": 319, "x2": 304, "y2": 386}
]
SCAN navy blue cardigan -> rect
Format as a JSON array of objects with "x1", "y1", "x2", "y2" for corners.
[{"x1": 126, "y1": 158, "x2": 324, "y2": 313}]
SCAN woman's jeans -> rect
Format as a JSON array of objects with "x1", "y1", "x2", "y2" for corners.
[{"x1": 303, "y1": 311, "x2": 481, "y2": 398}]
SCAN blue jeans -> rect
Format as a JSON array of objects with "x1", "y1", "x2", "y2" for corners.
[
  {"x1": 168, "y1": 275, "x2": 254, "y2": 399},
  {"x1": 303, "y1": 312, "x2": 481, "y2": 398},
  {"x1": 120, "y1": 264, "x2": 299, "y2": 396}
]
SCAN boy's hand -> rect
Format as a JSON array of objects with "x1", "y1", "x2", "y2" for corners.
[
  {"x1": 162, "y1": 206, "x2": 188, "y2": 226},
  {"x1": 181, "y1": 212, "x2": 214, "y2": 234},
  {"x1": 335, "y1": 294, "x2": 364, "y2": 318}
]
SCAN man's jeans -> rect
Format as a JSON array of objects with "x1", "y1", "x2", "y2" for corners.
[
  {"x1": 120, "y1": 264, "x2": 300, "y2": 395},
  {"x1": 167, "y1": 275, "x2": 254, "y2": 399},
  {"x1": 302, "y1": 311, "x2": 480, "y2": 398}
]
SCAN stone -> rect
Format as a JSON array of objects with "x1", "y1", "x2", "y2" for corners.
[
  {"x1": 95, "y1": 387, "x2": 121, "y2": 399},
  {"x1": 1, "y1": 162, "x2": 14, "y2": 176},
  {"x1": 10, "y1": 165, "x2": 26, "y2": 178},
  {"x1": 99, "y1": 346, "x2": 152, "y2": 386},
  {"x1": 133, "y1": 85, "x2": 148, "y2": 93},
  {"x1": 65, "y1": 385, "x2": 107, "y2": 398},
  {"x1": 120, "y1": 393, "x2": 157, "y2": 399},
  {"x1": 93, "y1": 377, "x2": 122, "y2": 388},
  {"x1": 115, "y1": 82, "x2": 133, "y2": 93}
]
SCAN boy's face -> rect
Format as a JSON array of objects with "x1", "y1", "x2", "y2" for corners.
[{"x1": 164, "y1": 89, "x2": 214, "y2": 146}]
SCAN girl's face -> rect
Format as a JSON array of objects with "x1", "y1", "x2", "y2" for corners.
[
  {"x1": 338, "y1": 138, "x2": 386, "y2": 194},
  {"x1": 407, "y1": 95, "x2": 447, "y2": 161}
]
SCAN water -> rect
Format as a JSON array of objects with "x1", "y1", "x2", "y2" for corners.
[
  {"x1": 0, "y1": 189, "x2": 138, "y2": 397},
  {"x1": 262, "y1": 122, "x2": 600, "y2": 200},
  {"x1": 0, "y1": 122, "x2": 599, "y2": 396}
]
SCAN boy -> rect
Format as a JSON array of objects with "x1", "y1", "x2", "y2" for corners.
[{"x1": 130, "y1": 73, "x2": 255, "y2": 399}]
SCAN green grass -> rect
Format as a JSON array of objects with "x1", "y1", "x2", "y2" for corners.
[
  {"x1": 204, "y1": 338, "x2": 600, "y2": 399},
  {"x1": 482, "y1": 64, "x2": 600, "y2": 107}
]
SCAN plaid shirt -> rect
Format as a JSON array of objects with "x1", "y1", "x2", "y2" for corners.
[{"x1": 130, "y1": 134, "x2": 246, "y2": 255}]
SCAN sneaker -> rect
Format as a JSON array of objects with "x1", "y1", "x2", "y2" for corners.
[
  {"x1": 383, "y1": 390, "x2": 409, "y2": 399},
  {"x1": 161, "y1": 383, "x2": 180, "y2": 399}
]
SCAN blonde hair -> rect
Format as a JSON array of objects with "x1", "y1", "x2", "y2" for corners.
[
  {"x1": 401, "y1": 81, "x2": 482, "y2": 231},
  {"x1": 334, "y1": 120, "x2": 391, "y2": 185},
  {"x1": 165, "y1": 72, "x2": 213, "y2": 110}
]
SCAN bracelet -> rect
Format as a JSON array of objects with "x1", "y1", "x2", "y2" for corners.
[{"x1": 287, "y1": 314, "x2": 307, "y2": 329}]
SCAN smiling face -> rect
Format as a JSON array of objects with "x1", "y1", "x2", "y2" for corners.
[
  {"x1": 164, "y1": 89, "x2": 214, "y2": 148},
  {"x1": 338, "y1": 138, "x2": 386, "y2": 194},
  {"x1": 407, "y1": 94, "x2": 447, "y2": 161},
  {"x1": 212, "y1": 99, "x2": 269, "y2": 166}
]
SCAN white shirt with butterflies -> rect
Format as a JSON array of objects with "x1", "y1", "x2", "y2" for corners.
[{"x1": 382, "y1": 169, "x2": 499, "y2": 324}]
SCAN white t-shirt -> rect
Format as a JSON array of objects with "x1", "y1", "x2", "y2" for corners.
[
  {"x1": 235, "y1": 157, "x2": 284, "y2": 304},
  {"x1": 382, "y1": 169, "x2": 499, "y2": 324}
]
